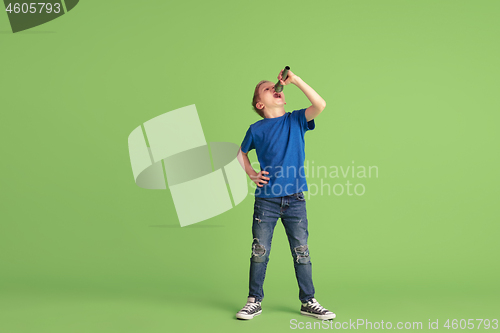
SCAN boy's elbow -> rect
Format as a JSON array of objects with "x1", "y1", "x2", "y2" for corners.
[{"x1": 316, "y1": 102, "x2": 326, "y2": 112}]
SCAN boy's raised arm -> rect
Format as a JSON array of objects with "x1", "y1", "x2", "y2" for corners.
[
  {"x1": 278, "y1": 70, "x2": 326, "y2": 122},
  {"x1": 295, "y1": 77, "x2": 326, "y2": 122}
]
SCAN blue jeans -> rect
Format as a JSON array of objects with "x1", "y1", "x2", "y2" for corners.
[{"x1": 248, "y1": 191, "x2": 315, "y2": 303}]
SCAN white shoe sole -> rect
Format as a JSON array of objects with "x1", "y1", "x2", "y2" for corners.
[
  {"x1": 236, "y1": 310, "x2": 262, "y2": 320},
  {"x1": 301, "y1": 310, "x2": 336, "y2": 320}
]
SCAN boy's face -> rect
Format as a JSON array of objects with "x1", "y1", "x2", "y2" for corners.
[{"x1": 256, "y1": 81, "x2": 285, "y2": 111}]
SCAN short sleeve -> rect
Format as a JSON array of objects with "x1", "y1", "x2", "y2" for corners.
[
  {"x1": 298, "y1": 108, "x2": 315, "y2": 132},
  {"x1": 240, "y1": 127, "x2": 255, "y2": 153}
]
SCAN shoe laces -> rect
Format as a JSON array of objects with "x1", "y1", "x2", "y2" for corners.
[
  {"x1": 242, "y1": 300, "x2": 260, "y2": 312},
  {"x1": 305, "y1": 298, "x2": 329, "y2": 313}
]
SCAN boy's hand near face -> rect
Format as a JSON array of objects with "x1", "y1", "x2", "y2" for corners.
[
  {"x1": 278, "y1": 69, "x2": 299, "y2": 86},
  {"x1": 278, "y1": 68, "x2": 326, "y2": 122}
]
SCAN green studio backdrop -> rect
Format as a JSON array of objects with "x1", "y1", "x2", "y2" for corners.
[{"x1": 1, "y1": 0, "x2": 499, "y2": 332}]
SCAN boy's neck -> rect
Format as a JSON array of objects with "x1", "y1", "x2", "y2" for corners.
[{"x1": 263, "y1": 106, "x2": 286, "y2": 119}]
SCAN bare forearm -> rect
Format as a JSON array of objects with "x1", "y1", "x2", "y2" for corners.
[
  {"x1": 237, "y1": 148, "x2": 258, "y2": 179},
  {"x1": 293, "y1": 76, "x2": 326, "y2": 110}
]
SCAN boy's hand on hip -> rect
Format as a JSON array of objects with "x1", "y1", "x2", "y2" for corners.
[
  {"x1": 278, "y1": 69, "x2": 299, "y2": 86},
  {"x1": 250, "y1": 171, "x2": 270, "y2": 187}
]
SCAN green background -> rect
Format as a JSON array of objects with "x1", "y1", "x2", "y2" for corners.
[{"x1": 1, "y1": 0, "x2": 499, "y2": 332}]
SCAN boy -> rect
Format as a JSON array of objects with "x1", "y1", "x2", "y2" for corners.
[{"x1": 235, "y1": 69, "x2": 335, "y2": 320}]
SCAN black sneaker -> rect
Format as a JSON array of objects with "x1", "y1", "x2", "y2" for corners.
[
  {"x1": 300, "y1": 298, "x2": 336, "y2": 320},
  {"x1": 236, "y1": 296, "x2": 262, "y2": 320}
]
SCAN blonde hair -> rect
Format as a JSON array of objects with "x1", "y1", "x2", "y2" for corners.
[{"x1": 251, "y1": 80, "x2": 271, "y2": 118}]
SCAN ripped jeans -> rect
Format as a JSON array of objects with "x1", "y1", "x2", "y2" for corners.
[{"x1": 249, "y1": 191, "x2": 315, "y2": 303}]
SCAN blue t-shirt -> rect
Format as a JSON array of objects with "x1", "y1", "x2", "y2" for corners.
[{"x1": 241, "y1": 108, "x2": 315, "y2": 198}]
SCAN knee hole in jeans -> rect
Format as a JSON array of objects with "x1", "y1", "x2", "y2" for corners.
[
  {"x1": 294, "y1": 244, "x2": 310, "y2": 264},
  {"x1": 251, "y1": 238, "x2": 267, "y2": 262}
]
